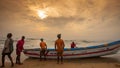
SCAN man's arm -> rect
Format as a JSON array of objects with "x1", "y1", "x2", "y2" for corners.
[
  {"x1": 63, "y1": 40, "x2": 65, "y2": 49},
  {"x1": 3, "y1": 39, "x2": 9, "y2": 53},
  {"x1": 45, "y1": 43, "x2": 47, "y2": 49},
  {"x1": 4, "y1": 39, "x2": 9, "y2": 49},
  {"x1": 55, "y1": 41, "x2": 57, "y2": 51}
]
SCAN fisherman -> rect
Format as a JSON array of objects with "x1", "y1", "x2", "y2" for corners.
[
  {"x1": 1, "y1": 33, "x2": 14, "y2": 67},
  {"x1": 55, "y1": 34, "x2": 65, "y2": 64},
  {"x1": 71, "y1": 41, "x2": 76, "y2": 48},
  {"x1": 16, "y1": 36, "x2": 25, "y2": 65},
  {"x1": 39, "y1": 38, "x2": 47, "y2": 61}
]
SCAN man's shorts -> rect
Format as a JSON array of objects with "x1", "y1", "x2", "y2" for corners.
[
  {"x1": 40, "y1": 49, "x2": 46, "y2": 55},
  {"x1": 16, "y1": 50, "x2": 21, "y2": 55},
  {"x1": 57, "y1": 50, "x2": 63, "y2": 56}
]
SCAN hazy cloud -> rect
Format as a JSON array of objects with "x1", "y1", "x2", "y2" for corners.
[{"x1": 0, "y1": 0, "x2": 120, "y2": 40}]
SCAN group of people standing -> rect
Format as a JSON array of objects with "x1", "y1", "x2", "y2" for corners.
[
  {"x1": 1, "y1": 33, "x2": 76, "y2": 67},
  {"x1": 1, "y1": 33, "x2": 25, "y2": 67},
  {"x1": 39, "y1": 34, "x2": 77, "y2": 64},
  {"x1": 39, "y1": 34, "x2": 65, "y2": 64}
]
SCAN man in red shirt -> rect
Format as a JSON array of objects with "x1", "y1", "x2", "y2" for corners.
[
  {"x1": 71, "y1": 42, "x2": 76, "y2": 48},
  {"x1": 16, "y1": 36, "x2": 25, "y2": 64}
]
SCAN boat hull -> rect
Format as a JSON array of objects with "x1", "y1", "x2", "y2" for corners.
[{"x1": 23, "y1": 40, "x2": 120, "y2": 59}]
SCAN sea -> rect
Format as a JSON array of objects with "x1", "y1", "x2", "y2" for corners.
[{"x1": 0, "y1": 38, "x2": 113, "y2": 49}]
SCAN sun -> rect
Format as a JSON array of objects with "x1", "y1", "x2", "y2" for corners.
[{"x1": 37, "y1": 10, "x2": 48, "y2": 19}]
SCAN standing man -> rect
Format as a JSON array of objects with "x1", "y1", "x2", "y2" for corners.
[
  {"x1": 40, "y1": 38, "x2": 47, "y2": 61},
  {"x1": 55, "y1": 34, "x2": 65, "y2": 64},
  {"x1": 16, "y1": 36, "x2": 25, "y2": 64},
  {"x1": 1, "y1": 33, "x2": 14, "y2": 67}
]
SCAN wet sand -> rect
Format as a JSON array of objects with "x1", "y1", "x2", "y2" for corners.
[{"x1": 0, "y1": 48, "x2": 120, "y2": 68}]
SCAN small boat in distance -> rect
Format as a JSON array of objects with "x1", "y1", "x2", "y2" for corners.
[{"x1": 23, "y1": 40, "x2": 120, "y2": 59}]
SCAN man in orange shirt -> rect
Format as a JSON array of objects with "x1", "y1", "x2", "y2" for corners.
[
  {"x1": 40, "y1": 38, "x2": 47, "y2": 61},
  {"x1": 55, "y1": 34, "x2": 65, "y2": 64}
]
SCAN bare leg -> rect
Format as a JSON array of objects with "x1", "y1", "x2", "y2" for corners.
[
  {"x1": 44, "y1": 51, "x2": 46, "y2": 60},
  {"x1": 17, "y1": 55, "x2": 20, "y2": 64},
  {"x1": 61, "y1": 56, "x2": 63, "y2": 64},
  {"x1": 44, "y1": 55, "x2": 46, "y2": 60},
  {"x1": 40, "y1": 51, "x2": 42, "y2": 61},
  {"x1": 57, "y1": 56, "x2": 59, "y2": 64},
  {"x1": 19, "y1": 55, "x2": 21, "y2": 64},
  {"x1": 1, "y1": 55, "x2": 5, "y2": 67},
  {"x1": 16, "y1": 55, "x2": 19, "y2": 64},
  {"x1": 8, "y1": 54, "x2": 14, "y2": 67}
]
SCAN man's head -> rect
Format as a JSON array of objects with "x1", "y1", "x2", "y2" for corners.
[
  {"x1": 7, "y1": 33, "x2": 12, "y2": 38},
  {"x1": 40, "y1": 38, "x2": 44, "y2": 41},
  {"x1": 22, "y1": 36, "x2": 25, "y2": 40},
  {"x1": 57, "y1": 34, "x2": 61, "y2": 39}
]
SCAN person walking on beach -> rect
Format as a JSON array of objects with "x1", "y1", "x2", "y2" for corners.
[
  {"x1": 71, "y1": 42, "x2": 76, "y2": 48},
  {"x1": 16, "y1": 36, "x2": 25, "y2": 65},
  {"x1": 1, "y1": 33, "x2": 14, "y2": 67},
  {"x1": 40, "y1": 38, "x2": 47, "y2": 61},
  {"x1": 55, "y1": 34, "x2": 65, "y2": 64}
]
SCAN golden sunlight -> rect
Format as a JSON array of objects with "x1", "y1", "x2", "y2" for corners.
[{"x1": 37, "y1": 10, "x2": 48, "y2": 19}]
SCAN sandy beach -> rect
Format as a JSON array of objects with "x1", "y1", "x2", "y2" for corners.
[{"x1": 1, "y1": 53, "x2": 120, "y2": 68}]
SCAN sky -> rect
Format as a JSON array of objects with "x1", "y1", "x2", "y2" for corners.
[{"x1": 0, "y1": 0, "x2": 120, "y2": 41}]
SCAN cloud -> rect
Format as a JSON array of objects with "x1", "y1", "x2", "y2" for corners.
[
  {"x1": 25, "y1": 15, "x2": 86, "y2": 27},
  {"x1": 0, "y1": 0, "x2": 120, "y2": 40}
]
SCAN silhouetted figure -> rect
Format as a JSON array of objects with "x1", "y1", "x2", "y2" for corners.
[
  {"x1": 1, "y1": 33, "x2": 14, "y2": 67},
  {"x1": 39, "y1": 38, "x2": 47, "y2": 61},
  {"x1": 16, "y1": 36, "x2": 25, "y2": 65},
  {"x1": 55, "y1": 34, "x2": 65, "y2": 64}
]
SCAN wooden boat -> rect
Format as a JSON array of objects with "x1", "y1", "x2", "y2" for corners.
[{"x1": 23, "y1": 40, "x2": 120, "y2": 59}]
